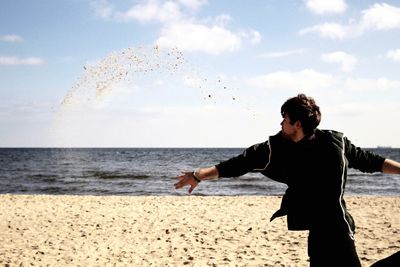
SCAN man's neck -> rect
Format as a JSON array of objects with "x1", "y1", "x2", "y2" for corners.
[{"x1": 292, "y1": 130, "x2": 306, "y2": 143}]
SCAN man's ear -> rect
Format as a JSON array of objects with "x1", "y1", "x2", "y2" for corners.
[{"x1": 294, "y1": 120, "x2": 302, "y2": 129}]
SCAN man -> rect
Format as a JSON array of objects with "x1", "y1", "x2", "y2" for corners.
[{"x1": 174, "y1": 94, "x2": 400, "y2": 267}]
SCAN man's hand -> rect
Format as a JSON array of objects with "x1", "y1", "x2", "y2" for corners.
[{"x1": 175, "y1": 171, "x2": 200, "y2": 194}]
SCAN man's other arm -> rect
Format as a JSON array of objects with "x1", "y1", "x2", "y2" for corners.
[{"x1": 382, "y1": 159, "x2": 400, "y2": 174}]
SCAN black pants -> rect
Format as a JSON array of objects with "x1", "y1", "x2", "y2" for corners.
[
  {"x1": 308, "y1": 229, "x2": 362, "y2": 267},
  {"x1": 371, "y1": 251, "x2": 400, "y2": 267}
]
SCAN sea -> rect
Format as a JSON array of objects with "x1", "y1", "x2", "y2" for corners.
[{"x1": 0, "y1": 148, "x2": 399, "y2": 196}]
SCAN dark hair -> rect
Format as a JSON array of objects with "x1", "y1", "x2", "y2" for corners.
[{"x1": 281, "y1": 94, "x2": 321, "y2": 135}]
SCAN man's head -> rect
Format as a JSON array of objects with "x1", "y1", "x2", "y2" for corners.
[{"x1": 281, "y1": 94, "x2": 321, "y2": 136}]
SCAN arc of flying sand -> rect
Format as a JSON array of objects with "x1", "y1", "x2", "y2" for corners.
[
  {"x1": 60, "y1": 46, "x2": 186, "y2": 107},
  {"x1": 59, "y1": 45, "x2": 243, "y2": 118}
]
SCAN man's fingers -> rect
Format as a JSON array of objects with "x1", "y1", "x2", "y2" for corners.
[
  {"x1": 174, "y1": 175, "x2": 190, "y2": 189},
  {"x1": 174, "y1": 180, "x2": 185, "y2": 189},
  {"x1": 174, "y1": 172, "x2": 198, "y2": 193}
]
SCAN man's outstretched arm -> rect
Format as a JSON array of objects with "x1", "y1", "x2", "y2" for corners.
[
  {"x1": 382, "y1": 159, "x2": 400, "y2": 174},
  {"x1": 174, "y1": 141, "x2": 271, "y2": 194},
  {"x1": 174, "y1": 166, "x2": 219, "y2": 194}
]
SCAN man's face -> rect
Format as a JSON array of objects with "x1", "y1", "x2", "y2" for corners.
[{"x1": 280, "y1": 114, "x2": 299, "y2": 140}]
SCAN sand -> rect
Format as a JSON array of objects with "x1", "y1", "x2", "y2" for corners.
[{"x1": 1, "y1": 195, "x2": 399, "y2": 266}]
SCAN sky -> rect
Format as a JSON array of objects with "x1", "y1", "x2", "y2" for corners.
[{"x1": 1, "y1": 0, "x2": 399, "y2": 148}]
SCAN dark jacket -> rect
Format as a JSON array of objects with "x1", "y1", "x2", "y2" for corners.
[{"x1": 215, "y1": 129, "x2": 385, "y2": 234}]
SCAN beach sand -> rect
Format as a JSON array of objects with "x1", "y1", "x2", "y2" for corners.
[{"x1": 1, "y1": 195, "x2": 399, "y2": 266}]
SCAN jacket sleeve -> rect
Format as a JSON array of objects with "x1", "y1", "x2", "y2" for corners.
[
  {"x1": 344, "y1": 137, "x2": 385, "y2": 173},
  {"x1": 215, "y1": 141, "x2": 270, "y2": 178}
]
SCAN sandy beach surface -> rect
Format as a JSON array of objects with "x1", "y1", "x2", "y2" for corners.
[{"x1": 1, "y1": 195, "x2": 399, "y2": 266}]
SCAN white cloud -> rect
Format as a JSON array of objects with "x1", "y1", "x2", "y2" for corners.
[
  {"x1": 156, "y1": 22, "x2": 249, "y2": 54},
  {"x1": 305, "y1": 0, "x2": 347, "y2": 15},
  {"x1": 321, "y1": 51, "x2": 357, "y2": 72},
  {"x1": 240, "y1": 29, "x2": 262, "y2": 45},
  {"x1": 93, "y1": 0, "x2": 206, "y2": 23},
  {"x1": 177, "y1": 0, "x2": 207, "y2": 10},
  {"x1": 0, "y1": 34, "x2": 24, "y2": 42},
  {"x1": 299, "y1": 3, "x2": 400, "y2": 39},
  {"x1": 214, "y1": 14, "x2": 232, "y2": 26},
  {"x1": 120, "y1": 0, "x2": 182, "y2": 23},
  {"x1": 91, "y1": 0, "x2": 115, "y2": 20},
  {"x1": 344, "y1": 77, "x2": 400, "y2": 91},
  {"x1": 298, "y1": 23, "x2": 351, "y2": 40},
  {"x1": 92, "y1": 0, "x2": 183, "y2": 22},
  {"x1": 0, "y1": 56, "x2": 45, "y2": 66},
  {"x1": 257, "y1": 49, "x2": 305, "y2": 59},
  {"x1": 92, "y1": 0, "x2": 261, "y2": 55},
  {"x1": 359, "y1": 3, "x2": 400, "y2": 31},
  {"x1": 386, "y1": 49, "x2": 400, "y2": 62},
  {"x1": 247, "y1": 69, "x2": 335, "y2": 91},
  {"x1": 151, "y1": 7, "x2": 260, "y2": 54}
]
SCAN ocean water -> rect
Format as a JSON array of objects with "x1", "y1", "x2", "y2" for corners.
[{"x1": 0, "y1": 148, "x2": 399, "y2": 196}]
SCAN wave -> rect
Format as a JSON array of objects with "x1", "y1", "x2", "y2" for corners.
[
  {"x1": 28, "y1": 174, "x2": 58, "y2": 183},
  {"x1": 83, "y1": 171, "x2": 151, "y2": 180}
]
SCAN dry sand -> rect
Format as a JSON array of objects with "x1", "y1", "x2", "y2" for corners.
[{"x1": 1, "y1": 195, "x2": 399, "y2": 266}]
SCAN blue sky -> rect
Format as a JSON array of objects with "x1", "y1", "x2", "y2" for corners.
[{"x1": 1, "y1": 0, "x2": 399, "y2": 147}]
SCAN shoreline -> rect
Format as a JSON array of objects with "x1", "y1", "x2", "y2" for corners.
[{"x1": 1, "y1": 194, "x2": 399, "y2": 266}]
